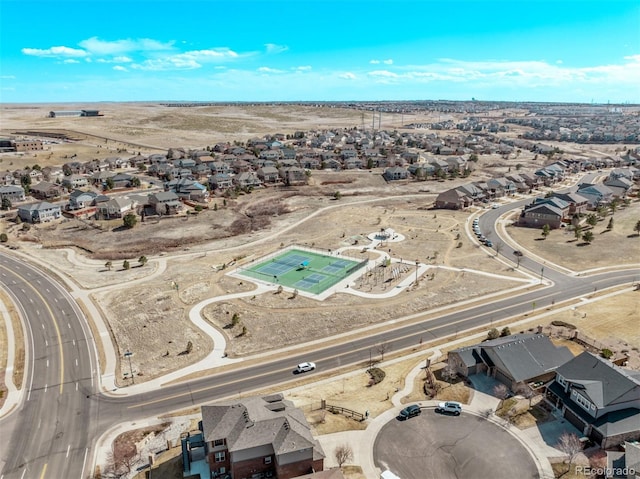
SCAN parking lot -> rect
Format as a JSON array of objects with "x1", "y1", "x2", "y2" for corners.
[{"x1": 373, "y1": 408, "x2": 539, "y2": 479}]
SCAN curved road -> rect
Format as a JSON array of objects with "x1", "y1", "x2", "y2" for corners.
[{"x1": 0, "y1": 204, "x2": 638, "y2": 478}]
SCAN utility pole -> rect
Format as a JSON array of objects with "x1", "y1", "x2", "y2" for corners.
[
  {"x1": 124, "y1": 350, "x2": 134, "y2": 384},
  {"x1": 415, "y1": 259, "x2": 419, "y2": 284}
]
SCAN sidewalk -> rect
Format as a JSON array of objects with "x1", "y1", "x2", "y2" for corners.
[{"x1": 0, "y1": 299, "x2": 21, "y2": 417}]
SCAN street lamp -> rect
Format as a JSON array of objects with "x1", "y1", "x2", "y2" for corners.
[
  {"x1": 124, "y1": 350, "x2": 134, "y2": 384},
  {"x1": 415, "y1": 259, "x2": 419, "y2": 284},
  {"x1": 540, "y1": 266, "x2": 544, "y2": 284}
]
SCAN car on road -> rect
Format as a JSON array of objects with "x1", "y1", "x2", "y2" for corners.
[
  {"x1": 295, "y1": 362, "x2": 316, "y2": 373},
  {"x1": 398, "y1": 404, "x2": 422, "y2": 420},
  {"x1": 513, "y1": 250, "x2": 523, "y2": 257},
  {"x1": 436, "y1": 401, "x2": 462, "y2": 415},
  {"x1": 492, "y1": 203, "x2": 500, "y2": 209},
  {"x1": 485, "y1": 240, "x2": 493, "y2": 247}
]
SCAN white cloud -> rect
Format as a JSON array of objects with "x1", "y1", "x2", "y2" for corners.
[
  {"x1": 265, "y1": 43, "x2": 288, "y2": 54},
  {"x1": 63, "y1": 59, "x2": 80, "y2": 64},
  {"x1": 294, "y1": 66, "x2": 312, "y2": 71},
  {"x1": 368, "y1": 70, "x2": 399, "y2": 78},
  {"x1": 383, "y1": 59, "x2": 393, "y2": 65},
  {"x1": 22, "y1": 46, "x2": 87, "y2": 57},
  {"x1": 97, "y1": 56, "x2": 133, "y2": 64},
  {"x1": 258, "y1": 67, "x2": 284, "y2": 73},
  {"x1": 78, "y1": 37, "x2": 174, "y2": 55},
  {"x1": 339, "y1": 72, "x2": 357, "y2": 80},
  {"x1": 113, "y1": 65, "x2": 128, "y2": 72},
  {"x1": 130, "y1": 48, "x2": 239, "y2": 71},
  {"x1": 0, "y1": 75, "x2": 16, "y2": 79},
  {"x1": 370, "y1": 60, "x2": 380, "y2": 64}
]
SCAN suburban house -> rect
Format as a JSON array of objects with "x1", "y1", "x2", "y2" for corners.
[
  {"x1": 383, "y1": 166, "x2": 409, "y2": 181},
  {"x1": 547, "y1": 352, "x2": 640, "y2": 449},
  {"x1": 487, "y1": 177, "x2": 517, "y2": 197},
  {"x1": 198, "y1": 394, "x2": 325, "y2": 479},
  {"x1": 257, "y1": 166, "x2": 280, "y2": 184},
  {"x1": 576, "y1": 183, "x2": 615, "y2": 209},
  {"x1": 30, "y1": 181, "x2": 62, "y2": 200},
  {"x1": 209, "y1": 173, "x2": 233, "y2": 191},
  {"x1": 149, "y1": 191, "x2": 182, "y2": 215},
  {"x1": 165, "y1": 179, "x2": 209, "y2": 202},
  {"x1": 17, "y1": 201, "x2": 62, "y2": 223},
  {"x1": 234, "y1": 171, "x2": 262, "y2": 189},
  {"x1": 550, "y1": 192, "x2": 590, "y2": 216},
  {"x1": 68, "y1": 189, "x2": 98, "y2": 210},
  {"x1": 279, "y1": 167, "x2": 307, "y2": 186},
  {"x1": 62, "y1": 174, "x2": 89, "y2": 189},
  {"x1": 603, "y1": 177, "x2": 634, "y2": 199},
  {"x1": 0, "y1": 185, "x2": 26, "y2": 203},
  {"x1": 448, "y1": 333, "x2": 573, "y2": 392},
  {"x1": 95, "y1": 197, "x2": 135, "y2": 219},
  {"x1": 519, "y1": 197, "x2": 570, "y2": 229}
]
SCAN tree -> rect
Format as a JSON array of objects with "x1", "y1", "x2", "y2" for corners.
[
  {"x1": 541, "y1": 224, "x2": 550, "y2": 239},
  {"x1": 104, "y1": 177, "x2": 114, "y2": 190},
  {"x1": 186, "y1": 340, "x2": 193, "y2": 354},
  {"x1": 123, "y1": 213, "x2": 137, "y2": 229},
  {"x1": 609, "y1": 199, "x2": 620, "y2": 215},
  {"x1": 231, "y1": 313, "x2": 240, "y2": 327},
  {"x1": 334, "y1": 444, "x2": 353, "y2": 468},
  {"x1": 573, "y1": 225, "x2": 582, "y2": 241},
  {"x1": 517, "y1": 384, "x2": 536, "y2": 407},
  {"x1": 105, "y1": 261, "x2": 112, "y2": 271},
  {"x1": 1, "y1": 197, "x2": 11, "y2": 210},
  {"x1": 138, "y1": 256, "x2": 147, "y2": 267},
  {"x1": 333, "y1": 191, "x2": 341, "y2": 200},
  {"x1": 0, "y1": 233, "x2": 7, "y2": 243},
  {"x1": 596, "y1": 205, "x2": 607, "y2": 218},
  {"x1": 635, "y1": 219, "x2": 640, "y2": 236},
  {"x1": 376, "y1": 342, "x2": 390, "y2": 362},
  {"x1": 606, "y1": 217, "x2": 614, "y2": 231},
  {"x1": 441, "y1": 361, "x2": 458, "y2": 384},
  {"x1": 500, "y1": 326, "x2": 511, "y2": 337},
  {"x1": 586, "y1": 214, "x2": 598, "y2": 227},
  {"x1": 487, "y1": 328, "x2": 500, "y2": 340},
  {"x1": 130, "y1": 176, "x2": 141, "y2": 187},
  {"x1": 582, "y1": 231, "x2": 594, "y2": 244},
  {"x1": 556, "y1": 432, "x2": 583, "y2": 469},
  {"x1": 123, "y1": 260, "x2": 130, "y2": 270}
]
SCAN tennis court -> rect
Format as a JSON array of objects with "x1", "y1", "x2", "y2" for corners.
[{"x1": 237, "y1": 248, "x2": 366, "y2": 294}]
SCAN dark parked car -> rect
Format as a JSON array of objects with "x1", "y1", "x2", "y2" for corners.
[{"x1": 399, "y1": 404, "x2": 421, "y2": 420}]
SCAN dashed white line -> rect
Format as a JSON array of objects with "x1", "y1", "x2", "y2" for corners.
[
  {"x1": 42, "y1": 323, "x2": 45, "y2": 329},
  {"x1": 75, "y1": 358, "x2": 78, "y2": 367},
  {"x1": 44, "y1": 384, "x2": 48, "y2": 393},
  {"x1": 76, "y1": 382, "x2": 79, "y2": 391},
  {"x1": 45, "y1": 340, "x2": 48, "y2": 347},
  {"x1": 66, "y1": 444, "x2": 71, "y2": 458},
  {"x1": 68, "y1": 323, "x2": 71, "y2": 329},
  {"x1": 72, "y1": 339, "x2": 76, "y2": 346},
  {"x1": 46, "y1": 359, "x2": 49, "y2": 368},
  {"x1": 36, "y1": 310, "x2": 40, "y2": 316}
]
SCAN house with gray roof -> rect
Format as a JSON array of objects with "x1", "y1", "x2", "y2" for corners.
[
  {"x1": 547, "y1": 352, "x2": 640, "y2": 448},
  {"x1": 17, "y1": 201, "x2": 62, "y2": 223},
  {"x1": 199, "y1": 394, "x2": 325, "y2": 479},
  {"x1": 0, "y1": 185, "x2": 26, "y2": 203},
  {"x1": 577, "y1": 183, "x2": 615, "y2": 209},
  {"x1": 149, "y1": 191, "x2": 182, "y2": 215},
  {"x1": 449, "y1": 333, "x2": 573, "y2": 392},
  {"x1": 68, "y1": 189, "x2": 98, "y2": 210}
]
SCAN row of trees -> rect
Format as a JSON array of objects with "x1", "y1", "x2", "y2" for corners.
[{"x1": 104, "y1": 256, "x2": 147, "y2": 271}]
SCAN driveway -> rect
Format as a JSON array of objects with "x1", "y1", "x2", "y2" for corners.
[{"x1": 373, "y1": 408, "x2": 538, "y2": 479}]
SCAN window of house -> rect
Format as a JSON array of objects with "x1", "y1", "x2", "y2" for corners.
[
  {"x1": 213, "y1": 439, "x2": 225, "y2": 447},
  {"x1": 264, "y1": 456, "x2": 272, "y2": 465},
  {"x1": 215, "y1": 451, "x2": 225, "y2": 462},
  {"x1": 557, "y1": 376, "x2": 567, "y2": 388},
  {"x1": 218, "y1": 467, "x2": 226, "y2": 474}
]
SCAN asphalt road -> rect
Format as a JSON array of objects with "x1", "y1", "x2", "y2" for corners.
[
  {"x1": 0, "y1": 253, "x2": 98, "y2": 479},
  {"x1": 0, "y1": 195, "x2": 638, "y2": 478},
  {"x1": 373, "y1": 409, "x2": 538, "y2": 479}
]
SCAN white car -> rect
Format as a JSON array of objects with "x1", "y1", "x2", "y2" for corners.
[
  {"x1": 436, "y1": 401, "x2": 462, "y2": 415},
  {"x1": 295, "y1": 362, "x2": 316, "y2": 373}
]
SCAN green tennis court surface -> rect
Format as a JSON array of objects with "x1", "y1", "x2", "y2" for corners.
[{"x1": 238, "y1": 248, "x2": 366, "y2": 294}]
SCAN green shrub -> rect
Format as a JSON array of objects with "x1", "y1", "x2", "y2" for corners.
[
  {"x1": 601, "y1": 348, "x2": 614, "y2": 359},
  {"x1": 487, "y1": 328, "x2": 500, "y2": 340}
]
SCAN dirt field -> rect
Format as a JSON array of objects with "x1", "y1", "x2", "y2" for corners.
[{"x1": 506, "y1": 201, "x2": 640, "y2": 271}]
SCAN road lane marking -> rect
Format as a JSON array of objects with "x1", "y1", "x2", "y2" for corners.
[
  {"x1": 20, "y1": 469, "x2": 26, "y2": 479},
  {"x1": 66, "y1": 444, "x2": 71, "y2": 458},
  {"x1": 73, "y1": 339, "x2": 76, "y2": 346},
  {"x1": 42, "y1": 324, "x2": 45, "y2": 329},
  {"x1": 68, "y1": 323, "x2": 71, "y2": 329},
  {"x1": 80, "y1": 448, "x2": 89, "y2": 479},
  {"x1": 36, "y1": 310, "x2": 40, "y2": 316},
  {"x1": 76, "y1": 382, "x2": 79, "y2": 391},
  {"x1": 45, "y1": 340, "x2": 48, "y2": 346},
  {"x1": 75, "y1": 358, "x2": 78, "y2": 366},
  {"x1": 44, "y1": 384, "x2": 48, "y2": 392},
  {"x1": 46, "y1": 359, "x2": 49, "y2": 368},
  {"x1": 39, "y1": 464, "x2": 47, "y2": 479}
]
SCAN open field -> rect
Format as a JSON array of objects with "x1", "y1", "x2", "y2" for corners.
[{"x1": 506, "y1": 201, "x2": 640, "y2": 271}]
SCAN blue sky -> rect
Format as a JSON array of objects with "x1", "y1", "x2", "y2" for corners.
[{"x1": 1, "y1": 0, "x2": 639, "y2": 103}]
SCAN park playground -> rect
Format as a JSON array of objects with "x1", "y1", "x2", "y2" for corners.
[{"x1": 237, "y1": 248, "x2": 366, "y2": 294}]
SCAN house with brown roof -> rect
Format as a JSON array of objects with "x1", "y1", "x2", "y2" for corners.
[
  {"x1": 30, "y1": 181, "x2": 62, "y2": 200},
  {"x1": 198, "y1": 394, "x2": 325, "y2": 479}
]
